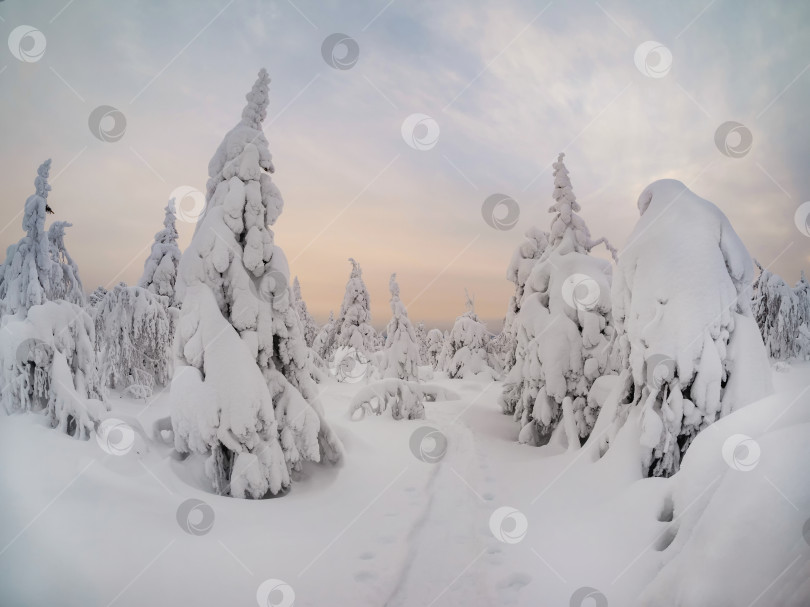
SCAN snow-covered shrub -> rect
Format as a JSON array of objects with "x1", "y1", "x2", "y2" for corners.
[
  {"x1": 752, "y1": 265, "x2": 809, "y2": 361},
  {"x1": 0, "y1": 301, "x2": 106, "y2": 437},
  {"x1": 138, "y1": 199, "x2": 181, "y2": 306},
  {"x1": 348, "y1": 380, "x2": 459, "y2": 420},
  {"x1": 379, "y1": 274, "x2": 420, "y2": 381},
  {"x1": 441, "y1": 291, "x2": 498, "y2": 379},
  {"x1": 292, "y1": 276, "x2": 318, "y2": 347},
  {"x1": 335, "y1": 258, "x2": 377, "y2": 355},
  {"x1": 47, "y1": 221, "x2": 85, "y2": 306},
  {"x1": 485, "y1": 326, "x2": 512, "y2": 376},
  {"x1": 94, "y1": 284, "x2": 173, "y2": 397},
  {"x1": 414, "y1": 321, "x2": 428, "y2": 364},
  {"x1": 424, "y1": 328, "x2": 444, "y2": 369},
  {"x1": 170, "y1": 69, "x2": 342, "y2": 499},
  {"x1": 0, "y1": 160, "x2": 54, "y2": 316},
  {"x1": 610, "y1": 179, "x2": 772, "y2": 477},
  {"x1": 501, "y1": 153, "x2": 617, "y2": 445}
]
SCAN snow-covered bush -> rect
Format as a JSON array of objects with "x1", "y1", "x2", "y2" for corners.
[
  {"x1": 47, "y1": 221, "x2": 85, "y2": 306},
  {"x1": 94, "y1": 284, "x2": 173, "y2": 397},
  {"x1": 414, "y1": 321, "x2": 428, "y2": 364},
  {"x1": 485, "y1": 326, "x2": 512, "y2": 376},
  {"x1": 440, "y1": 291, "x2": 497, "y2": 379},
  {"x1": 292, "y1": 276, "x2": 318, "y2": 347},
  {"x1": 335, "y1": 258, "x2": 377, "y2": 355},
  {"x1": 379, "y1": 274, "x2": 420, "y2": 381},
  {"x1": 752, "y1": 265, "x2": 809, "y2": 361},
  {"x1": 138, "y1": 199, "x2": 181, "y2": 306},
  {"x1": 501, "y1": 153, "x2": 617, "y2": 445},
  {"x1": 0, "y1": 160, "x2": 55, "y2": 316},
  {"x1": 170, "y1": 69, "x2": 342, "y2": 499},
  {"x1": 0, "y1": 301, "x2": 106, "y2": 437},
  {"x1": 348, "y1": 379, "x2": 460, "y2": 420},
  {"x1": 610, "y1": 179, "x2": 772, "y2": 477},
  {"x1": 424, "y1": 328, "x2": 444, "y2": 369}
]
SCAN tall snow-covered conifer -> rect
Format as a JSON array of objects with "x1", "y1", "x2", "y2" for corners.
[
  {"x1": 501, "y1": 153, "x2": 617, "y2": 446},
  {"x1": 380, "y1": 274, "x2": 420, "y2": 380},
  {"x1": 139, "y1": 199, "x2": 181, "y2": 306},
  {"x1": 335, "y1": 258, "x2": 377, "y2": 355},
  {"x1": 292, "y1": 276, "x2": 318, "y2": 347},
  {"x1": 47, "y1": 221, "x2": 85, "y2": 306},
  {"x1": 440, "y1": 291, "x2": 497, "y2": 379},
  {"x1": 170, "y1": 69, "x2": 341, "y2": 499}
]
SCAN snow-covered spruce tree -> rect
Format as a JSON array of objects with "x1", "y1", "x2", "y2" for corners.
[
  {"x1": 502, "y1": 226, "x2": 550, "y2": 374},
  {"x1": 138, "y1": 199, "x2": 181, "y2": 306},
  {"x1": 610, "y1": 179, "x2": 772, "y2": 477},
  {"x1": 0, "y1": 160, "x2": 54, "y2": 316},
  {"x1": 292, "y1": 276, "x2": 318, "y2": 347},
  {"x1": 46, "y1": 221, "x2": 85, "y2": 306},
  {"x1": 0, "y1": 159, "x2": 105, "y2": 437},
  {"x1": 441, "y1": 291, "x2": 497, "y2": 379},
  {"x1": 335, "y1": 258, "x2": 377, "y2": 355},
  {"x1": 170, "y1": 69, "x2": 342, "y2": 498},
  {"x1": 500, "y1": 153, "x2": 618, "y2": 446},
  {"x1": 313, "y1": 310, "x2": 337, "y2": 361},
  {"x1": 94, "y1": 283, "x2": 174, "y2": 396},
  {"x1": 379, "y1": 273, "x2": 420, "y2": 380},
  {"x1": 425, "y1": 328, "x2": 444, "y2": 369},
  {"x1": 485, "y1": 325, "x2": 512, "y2": 375}
]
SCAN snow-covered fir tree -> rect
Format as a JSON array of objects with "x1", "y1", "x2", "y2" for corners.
[
  {"x1": 46, "y1": 221, "x2": 85, "y2": 306},
  {"x1": 500, "y1": 153, "x2": 618, "y2": 447},
  {"x1": 0, "y1": 159, "x2": 105, "y2": 437},
  {"x1": 335, "y1": 258, "x2": 377, "y2": 355},
  {"x1": 424, "y1": 328, "x2": 445, "y2": 369},
  {"x1": 440, "y1": 291, "x2": 497, "y2": 379},
  {"x1": 610, "y1": 179, "x2": 772, "y2": 477},
  {"x1": 292, "y1": 276, "x2": 318, "y2": 347},
  {"x1": 138, "y1": 199, "x2": 181, "y2": 306},
  {"x1": 93, "y1": 284, "x2": 174, "y2": 397},
  {"x1": 502, "y1": 226, "x2": 550, "y2": 373},
  {"x1": 379, "y1": 273, "x2": 420, "y2": 380},
  {"x1": 170, "y1": 69, "x2": 342, "y2": 498},
  {"x1": 313, "y1": 310, "x2": 337, "y2": 361},
  {"x1": 0, "y1": 160, "x2": 54, "y2": 316}
]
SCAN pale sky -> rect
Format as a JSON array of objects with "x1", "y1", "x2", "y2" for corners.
[{"x1": 1, "y1": 0, "x2": 808, "y2": 330}]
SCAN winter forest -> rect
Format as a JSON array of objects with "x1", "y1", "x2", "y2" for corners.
[{"x1": 1, "y1": 1, "x2": 809, "y2": 606}]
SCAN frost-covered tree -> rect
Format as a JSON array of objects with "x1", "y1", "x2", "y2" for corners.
[
  {"x1": 752, "y1": 264, "x2": 810, "y2": 361},
  {"x1": 379, "y1": 274, "x2": 420, "y2": 381},
  {"x1": 425, "y1": 328, "x2": 444, "y2": 369},
  {"x1": 46, "y1": 221, "x2": 85, "y2": 307},
  {"x1": 486, "y1": 326, "x2": 512, "y2": 375},
  {"x1": 170, "y1": 69, "x2": 342, "y2": 498},
  {"x1": 313, "y1": 310, "x2": 337, "y2": 361},
  {"x1": 414, "y1": 321, "x2": 428, "y2": 365},
  {"x1": 335, "y1": 258, "x2": 377, "y2": 354},
  {"x1": 0, "y1": 160, "x2": 54, "y2": 316},
  {"x1": 610, "y1": 179, "x2": 772, "y2": 477},
  {"x1": 139, "y1": 199, "x2": 181, "y2": 306},
  {"x1": 88, "y1": 286, "x2": 108, "y2": 309},
  {"x1": 502, "y1": 227, "x2": 550, "y2": 371},
  {"x1": 292, "y1": 276, "x2": 318, "y2": 347},
  {"x1": 94, "y1": 284, "x2": 173, "y2": 397},
  {"x1": 500, "y1": 153, "x2": 618, "y2": 446},
  {"x1": 440, "y1": 291, "x2": 497, "y2": 379}
]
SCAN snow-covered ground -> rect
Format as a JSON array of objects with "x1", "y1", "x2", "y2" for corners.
[{"x1": 1, "y1": 362, "x2": 808, "y2": 606}]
